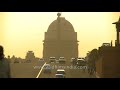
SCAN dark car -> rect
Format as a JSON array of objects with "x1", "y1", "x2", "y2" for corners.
[
  {"x1": 71, "y1": 58, "x2": 77, "y2": 65},
  {"x1": 43, "y1": 64, "x2": 52, "y2": 73},
  {"x1": 55, "y1": 74, "x2": 65, "y2": 78}
]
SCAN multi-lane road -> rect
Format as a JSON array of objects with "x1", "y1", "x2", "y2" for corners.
[
  {"x1": 10, "y1": 61, "x2": 44, "y2": 78},
  {"x1": 37, "y1": 61, "x2": 96, "y2": 78},
  {"x1": 10, "y1": 60, "x2": 96, "y2": 78}
]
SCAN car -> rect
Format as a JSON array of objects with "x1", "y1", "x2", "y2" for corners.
[
  {"x1": 39, "y1": 58, "x2": 44, "y2": 62},
  {"x1": 43, "y1": 64, "x2": 52, "y2": 73},
  {"x1": 71, "y1": 58, "x2": 77, "y2": 65},
  {"x1": 77, "y1": 57, "x2": 85, "y2": 60},
  {"x1": 56, "y1": 69, "x2": 65, "y2": 77},
  {"x1": 59, "y1": 57, "x2": 66, "y2": 64},
  {"x1": 49, "y1": 57, "x2": 56, "y2": 63},
  {"x1": 56, "y1": 59, "x2": 59, "y2": 63},
  {"x1": 77, "y1": 57, "x2": 86, "y2": 66},
  {"x1": 102, "y1": 43, "x2": 111, "y2": 47},
  {"x1": 55, "y1": 74, "x2": 65, "y2": 78}
]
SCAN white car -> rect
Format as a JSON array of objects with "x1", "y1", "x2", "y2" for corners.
[
  {"x1": 77, "y1": 57, "x2": 85, "y2": 60},
  {"x1": 49, "y1": 57, "x2": 56, "y2": 63},
  {"x1": 56, "y1": 69, "x2": 65, "y2": 77},
  {"x1": 77, "y1": 57, "x2": 86, "y2": 66},
  {"x1": 59, "y1": 57, "x2": 66, "y2": 64}
]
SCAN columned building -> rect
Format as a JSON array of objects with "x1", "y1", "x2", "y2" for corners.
[{"x1": 43, "y1": 13, "x2": 79, "y2": 61}]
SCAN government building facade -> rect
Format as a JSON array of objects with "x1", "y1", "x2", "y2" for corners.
[{"x1": 43, "y1": 13, "x2": 79, "y2": 61}]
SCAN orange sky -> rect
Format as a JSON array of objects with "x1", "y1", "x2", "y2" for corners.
[{"x1": 0, "y1": 12, "x2": 120, "y2": 58}]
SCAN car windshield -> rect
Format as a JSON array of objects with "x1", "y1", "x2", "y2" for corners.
[
  {"x1": 77, "y1": 60, "x2": 85, "y2": 62},
  {"x1": 57, "y1": 71, "x2": 65, "y2": 74},
  {"x1": 50, "y1": 57, "x2": 55, "y2": 59},
  {"x1": 60, "y1": 57, "x2": 64, "y2": 59},
  {"x1": 71, "y1": 58, "x2": 75, "y2": 59},
  {"x1": 56, "y1": 74, "x2": 64, "y2": 78}
]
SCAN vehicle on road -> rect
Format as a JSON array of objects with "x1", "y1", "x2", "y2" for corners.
[
  {"x1": 71, "y1": 58, "x2": 77, "y2": 65},
  {"x1": 59, "y1": 57, "x2": 66, "y2": 64},
  {"x1": 39, "y1": 58, "x2": 44, "y2": 62},
  {"x1": 55, "y1": 74, "x2": 65, "y2": 78},
  {"x1": 56, "y1": 59, "x2": 59, "y2": 63},
  {"x1": 56, "y1": 69, "x2": 65, "y2": 77},
  {"x1": 43, "y1": 64, "x2": 52, "y2": 73},
  {"x1": 77, "y1": 57, "x2": 86, "y2": 66},
  {"x1": 49, "y1": 57, "x2": 56, "y2": 63}
]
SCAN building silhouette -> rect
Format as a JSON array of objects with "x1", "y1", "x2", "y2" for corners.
[
  {"x1": 43, "y1": 13, "x2": 79, "y2": 60},
  {"x1": 95, "y1": 17, "x2": 120, "y2": 78},
  {"x1": 25, "y1": 51, "x2": 35, "y2": 62}
]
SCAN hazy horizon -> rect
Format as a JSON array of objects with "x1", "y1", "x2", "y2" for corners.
[{"x1": 0, "y1": 12, "x2": 120, "y2": 59}]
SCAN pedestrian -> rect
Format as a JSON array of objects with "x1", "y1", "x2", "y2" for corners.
[{"x1": 0, "y1": 45, "x2": 11, "y2": 78}]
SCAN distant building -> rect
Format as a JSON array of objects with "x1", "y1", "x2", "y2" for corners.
[
  {"x1": 25, "y1": 51, "x2": 35, "y2": 62},
  {"x1": 43, "y1": 13, "x2": 79, "y2": 61}
]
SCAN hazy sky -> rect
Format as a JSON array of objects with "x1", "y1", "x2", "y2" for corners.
[{"x1": 0, "y1": 12, "x2": 120, "y2": 58}]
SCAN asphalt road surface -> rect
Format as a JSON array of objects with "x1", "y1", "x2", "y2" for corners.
[
  {"x1": 38, "y1": 61, "x2": 96, "y2": 78},
  {"x1": 10, "y1": 60, "x2": 96, "y2": 78},
  {"x1": 10, "y1": 60, "x2": 45, "y2": 78}
]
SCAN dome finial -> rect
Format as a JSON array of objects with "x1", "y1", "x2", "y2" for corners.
[{"x1": 57, "y1": 12, "x2": 61, "y2": 17}]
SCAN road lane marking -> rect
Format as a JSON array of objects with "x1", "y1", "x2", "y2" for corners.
[{"x1": 36, "y1": 62, "x2": 46, "y2": 78}]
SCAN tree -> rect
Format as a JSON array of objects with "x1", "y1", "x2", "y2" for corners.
[{"x1": 87, "y1": 49, "x2": 99, "y2": 75}]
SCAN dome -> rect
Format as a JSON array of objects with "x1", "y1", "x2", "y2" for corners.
[{"x1": 47, "y1": 16, "x2": 75, "y2": 32}]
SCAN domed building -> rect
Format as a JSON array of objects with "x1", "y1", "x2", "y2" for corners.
[{"x1": 43, "y1": 13, "x2": 79, "y2": 60}]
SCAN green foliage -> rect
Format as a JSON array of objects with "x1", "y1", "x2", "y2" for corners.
[
  {"x1": 89, "y1": 49, "x2": 98, "y2": 61},
  {"x1": 87, "y1": 49, "x2": 99, "y2": 67}
]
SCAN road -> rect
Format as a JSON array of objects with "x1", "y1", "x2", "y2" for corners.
[
  {"x1": 38, "y1": 61, "x2": 96, "y2": 78},
  {"x1": 10, "y1": 60, "x2": 45, "y2": 78},
  {"x1": 10, "y1": 60, "x2": 96, "y2": 78}
]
